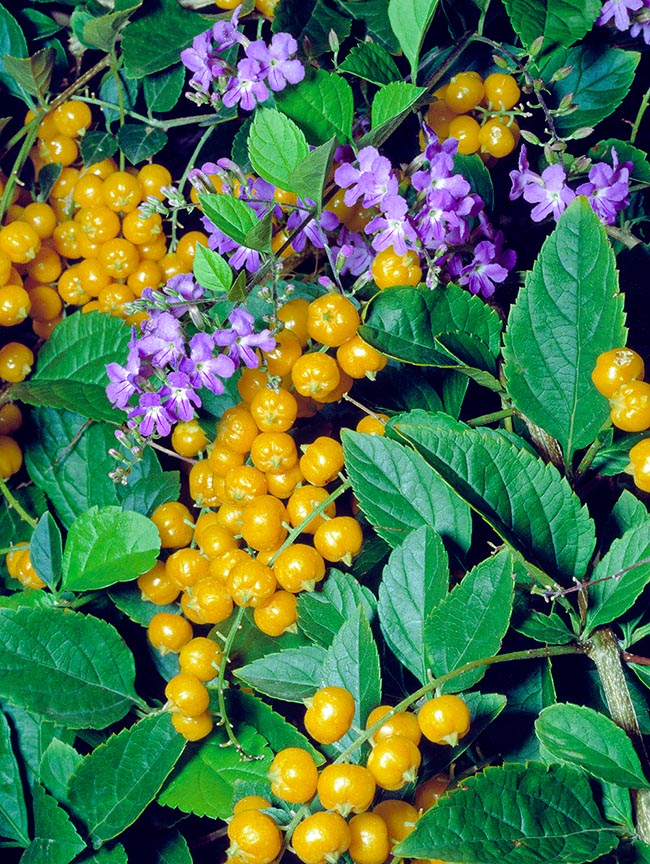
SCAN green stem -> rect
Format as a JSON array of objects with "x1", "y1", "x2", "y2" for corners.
[
  {"x1": 0, "y1": 121, "x2": 40, "y2": 222},
  {"x1": 586, "y1": 627, "x2": 650, "y2": 843},
  {"x1": 467, "y1": 407, "x2": 515, "y2": 427},
  {"x1": 214, "y1": 606, "x2": 254, "y2": 755},
  {"x1": 334, "y1": 643, "x2": 580, "y2": 764},
  {"x1": 0, "y1": 479, "x2": 38, "y2": 529},
  {"x1": 573, "y1": 420, "x2": 613, "y2": 479},
  {"x1": 631, "y1": 85, "x2": 650, "y2": 145},
  {"x1": 109, "y1": 50, "x2": 126, "y2": 171},
  {"x1": 171, "y1": 123, "x2": 219, "y2": 249},
  {"x1": 77, "y1": 97, "x2": 217, "y2": 130}
]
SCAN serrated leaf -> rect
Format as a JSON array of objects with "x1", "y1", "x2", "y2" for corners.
[
  {"x1": 21, "y1": 784, "x2": 86, "y2": 864},
  {"x1": 275, "y1": 69, "x2": 354, "y2": 145},
  {"x1": 154, "y1": 830, "x2": 192, "y2": 864},
  {"x1": 117, "y1": 123, "x2": 167, "y2": 165},
  {"x1": 371, "y1": 82, "x2": 426, "y2": 129},
  {"x1": 320, "y1": 607, "x2": 381, "y2": 761},
  {"x1": 543, "y1": 46, "x2": 640, "y2": 137},
  {"x1": 108, "y1": 582, "x2": 178, "y2": 626},
  {"x1": 602, "y1": 489, "x2": 649, "y2": 549},
  {"x1": 40, "y1": 739, "x2": 82, "y2": 808},
  {"x1": 342, "y1": 429, "x2": 472, "y2": 560},
  {"x1": 291, "y1": 137, "x2": 337, "y2": 208},
  {"x1": 232, "y1": 690, "x2": 325, "y2": 763},
  {"x1": 0, "y1": 704, "x2": 72, "y2": 791},
  {"x1": 501, "y1": 0, "x2": 601, "y2": 51},
  {"x1": 453, "y1": 153, "x2": 494, "y2": 210},
  {"x1": 75, "y1": 845, "x2": 128, "y2": 864},
  {"x1": 392, "y1": 414, "x2": 596, "y2": 584},
  {"x1": 0, "y1": 607, "x2": 142, "y2": 729},
  {"x1": 272, "y1": 0, "x2": 352, "y2": 55},
  {"x1": 536, "y1": 703, "x2": 650, "y2": 788},
  {"x1": 83, "y1": 4, "x2": 141, "y2": 52},
  {"x1": 30, "y1": 512, "x2": 62, "y2": 590},
  {"x1": 502, "y1": 198, "x2": 624, "y2": 468},
  {"x1": 193, "y1": 244, "x2": 232, "y2": 294},
  {"x1": 298, "y1": 568, "x2": 376, "y2": 647},
  {"x1": 425, "y1": 550, "x2": 513, "y2": 693},
  {"x1": 0, "y1": 5, "x2": 29, "y2": 103},
  {"x1": 61, "y1": 505, "x2": 160, "y2": 592},
  {"x1": 235, "y1": 645, "x2": 327, "y2": 701},
  {"x1": 200, "y1": 192, "x2": 259, "y2": 248},
  {"x1": 361, "y1": 284, "x2": 502, "y2": 365},
  {"x1": 388, "y1": 0, "x2": 439, "y2": 82},
  {"x1": 143, "y1": 64, "x2": 185, "y2": 113},
  {"x1": 514, "y1": 610, "x2": 575, "y2": 645},
  {"x1": 118, "y1": 471, "x2": 181, "y2": 518},
  {"x1": 396, "y1": 762, "x2": 619, "y2": 864},
  {"x1": 584, "y1": 520, "x2": 650, "y2": 635},
  {"x1": 378, "y1": 525, "x2": 449, "y2": 684},
  {"x1": 158, "y1": 725, "x2": 271, "y2": 819},
  {"x1": 248, "y1": 108, "x2": 309, "y2": 193},
  {"x1": 245, "y1": 210, "x2": 274, "y2": 254},
  {"x1": 80, "y1": 131, "x2": 118, "y2": 166},
  {"x1": 600, "y1": 782, "x2": 634, "y2": 833},
  {"x1": 122, "y1": 0, "x2": 211, "y2": 78},
  {"x1": 339, "y1": 42, "x2": 401, "y2": 85},
  {"x1": 68, "y1": 714, "x2": 185, "y2": 848},
  {"x1": 0, "y1": 709, "x2": 29, "y2": 846},
  {"x1": 3, "y1": 47, "x2": 56, "y2": 100},
  {"x1": 12, "y1": 314, "x2": 130, "y2": 423},
  {"x1": 333, "y1": 0, "x2": 401, "y2": 52},
  {"x1": 25, "y1": 407, "x2": 164, "y2": 529}
]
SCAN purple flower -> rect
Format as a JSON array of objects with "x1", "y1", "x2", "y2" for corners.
[
  {"x1": 213, "y1": 308, "x2": 275, "y2": 368},
  {"x1": 286, "y1": 200, "x2": 339, "y2": 251},
  {"x1": 181, "y1": 31, "x2": 223, "y2": 93},
  {"x1": 246, "y1": 33, "x2": 304, "y2": 92},
  {"x1": 162, "y1": 273, "x2": 205, "y2": 317},
  {"x1": 138, "y1": 312, "x2": 185, "y2": 367},
  {"x1": 128, "y1": 390, "x2": 175, "y2": 438},
  {"x1": 212, "y1": 5, "x2": 245, "y2": 50},
  {"x1": 222, "y1": 58, "x2": 269, "y2": 111},
  {"x1": 448, "y1": 236, "x2": 516, "y2": 298},
  {"x1": 330, "y1": 228, "x2": 373, "y2": 276},
  {"x1": 334, "y1": 146, "x2": 399, "y2": 209},
  {"x1": 165, "y1": 371, "x2": 202, "y2": 421},
  {"x1": 597, "y1": 0, "x2": 643, "y2": 30},
  {"x1": 508, "y1": 145, "x2": 537, "y2": 201},
  {"x1": 575, "y1": 147, "x2": 632, "y2": 224},
  {"x1": 106, "y1": 334, "x2": 143, "y2": 410},
  {"x1": 523, "y1": 164, "x2": 576, "y2": 222},
  {"x1": 630, "y1": 4, "x2": 650, "y2": 41},
  {"x1": 365, "y1": 194, "x2": 418, "y2": 255},
  {"x1": 182, "y1": 332, "x2": 236, "y2": 394}
]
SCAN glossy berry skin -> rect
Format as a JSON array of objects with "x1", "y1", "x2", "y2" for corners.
[
  {"x1": 227, "y1": 810, "x2": 282, "y2": 864},
  {"x1": 371, "y1": 247, "x2": 421, "y2": 290},
  {"x1": 0, "y1": 436, "x2": 23, "y2": 479},
  {"x1": 269, "y1": 747, "x2": 319, "y2": 803},
  {"x1": 483, "y1": 72, "x2": 521, "y2": 110},
  {"x1": 592, "y1": 348, "x2": 645, "y2": 399},
  {"x1": 317, "y1": 764, "x2": 377, "y2": 815},
  {"x1": 287, "y1": 486, "x2": 336, "y2": 535},
  {"x1": 300, "y1": 437, "x2": 345, "y2": 486},
  {"x1": 291, "y1": 811, "x2": 351, "y2": 864},
  {"x1": 304, "y1": 686, "x2": 355, "y2": 744},
  {"x1": 137, "y1": 560, "x2": 180, "y2": 605},
  {"x1": 253, "y1": 590, "x2": 298, "y2": 636},
  {"x1": 372, "y1": 798, "x2": 418, "y2": 844},
  {"x1": 366, "y1": 706, "x2": 422, "y2": 747},
  {"x1": 291, "y1": 352, "x2": 341, "y2": 399},
  {"x1": 610, "y1": 381, "x2": 650, "y2": 432},
  {"x1": 171, "y1": 711, "x2": 213, "y2": 741},
  {"x1": 478, "y1": 118, "x2": 516, "y2": 158},
  {"x1": 0, "y1": 342, "x2": 34, "y2": 383},
  {"x1": 348, "y1": 812, "x2": 391, "y2": 864},
  {"x1": 314, "y1": 517, "x2": 364, "y2": 564},
  {"x1": 273, "y1": 544, "x2": 326, "y2": 593},
  {"x1": 628, "y1": 439, "x2": 650, "y2": 493},
  {"x1": 414, "y1": 775, "x2": 449, "y2": 812},
  {"x1": 448, "y1": 115, "x2": 481, "y2": 155},
  {"x1": 445, "y1": 71, "x2": 484, "y2": 113},
  {"x1": 147, "y1": 612, "x2": 193, "y2": 655},
  {"x1": 240, "y1": 495, "x2": 289, "y2": 552},
  {"x1": 151, "y1": 502, "x2": 194, "y2": 548},
  {"x1": 165, "y1": 672, "x2": 210, "y2": 717},
  {"x1": 307, "y1": 294, "x2": 360, "y2": 347},
  {"x1": 337, "y1": 336, "x2": 387, "y2": 379},
  {"x1": 179, "y1": 637, "x2": 222, "y2": 682},
  {"x1": 233, "y1": 796, "x2": 272, "y2": 814},
  {"x1": 365, "y1": 736, "x2": 422, "y2": 791},
  {"x1": 417, "y1": 694, "x2": 471, "y2": 745}
]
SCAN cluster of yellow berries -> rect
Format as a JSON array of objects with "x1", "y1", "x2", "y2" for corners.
[
  {"x1": 426, "y1": 71, "x2": 521, "y2": 159},
  {"x1": 225, "y1": 687, "x2": 470, "y2": 864}
]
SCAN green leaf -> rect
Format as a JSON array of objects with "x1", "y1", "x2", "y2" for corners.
[
  {"x1": 536, "y1": 703, "x2": 650, "y2": 788},
  {"x1": 339, "y1": 42, "x2": 401, "y2": 85},
  {"x1": 193, "y1": 244, "x2": 232, "y2": 294},
  {"x1": 502, "y1": 198, "x2": 624, "y2": 467},
  {"x1": 0, "y1": 703, "x2": 72, "y2": 791},
  {"x1": 117, "y1": 123, "x2": 167, "y2": 165},
  {"x1": 234, "y1": 645, "x2": 327, "y2": 702},
  {"x1": 244, "y1": 211, "x2": 274, "y2": 254},
  {"x1": 592, "y1": 430, "x2": 647, "y2": 477},
  {"x1": 36, "y1": 163, "x2": 63, "y2": 204},
  {"x1": 378, "y1": 526, "x2": 449, "y2": 684},
  {"x1": 30, "y1": 512, "x2": 62, "y2": 590},
  {"x1": 21, "y1": 784, "x2": 86, "y2": 864},
  {"x1": 248, "y1": 108, "x2": 309, "y2": 193},
  {"x1": 600, "y1": 782, "x2": 633, "y2": 833},
  {"x1": 320, "y1": 607, "x2": 382, "y2": 760},
  {"x1": 298, "y1": 568, "x2": 376, "y2": 647},
  {"x1": 392, "y1": 414, "x2": 596, "y2": 584},
  {"x1": 603, "y1": 489, "x2": 649, "y2": 548},
  {"x1": 158, "y1": 725, "x2": 271, "y2": 819},
  {"x1": 361, "y1": 284, "x2": 502, "y2": 365},
  {"x1": 23, "y1": 9, "x2": 64, "y2": 40},
  {"x1": 12, "y1": 313, "x2": 130, "y2": 423},
  {"x1": 39, "y1": 738, "x2": 82, "y2": 807},
  {"x1": 589, "y1": 138, "x2": 650, "y2": 184},
  {"x1": 272, "y1": 0, "x2": 352, "y2": 55},
  {"x1": 514, "y1": 610, "x2": 575, "y2": 645},
  {"x1": 108, "y1": 583, "x2": 178, "y2": 627},
  {"x1": 0, "y1": 709, "x2": 29, "y2": 846},
  {"x1": 3, "y1": 47, "x2": 56, "y2": 100},
  {"x1": 388, "y1": 0, "x2": 439, "y2": 82},
  {"x1": 0, "y1": 5, "x2": 29, "y2": 103},
  {"x1": 143, "y1": 64, "x2": 185, "y2": 113},
  {"x1": 0, "y1": 606, "x2": 141, "y2": 729},
  {"x1": 371, "y1": 82, "x2": 426, "y2": 129},
  {"x1": 342, "y1": 429, "x2": 472, "y2": 560},
  {"x1": 232, "y1": 690, "x2": 325, "y2": 763},
  {"x1": 425, "y1": 550, "x2": 514, "y2": 693},
  {"x1": 426, "y1": 692, "x2": 507, "y2": 775},
  {"x1": 199, "y1": 192, "x2": 259, "y2": 248},
  {"x1": 291, "y1": 138, "x2": 337, "y2": 208},
  {"x1": 333, "y1": 0, "x2": 401, "y2": 52},
  {"x1": 61, "y1": 505, "x2": 160, "y2": 592},
  {"x1": 25, "y1": 407, "x2": 163, "y2": 529},
  {"x1": 83, "y1": 4, "x2": 141, "y2": 52},
  {"x1": 494, "y1": 660, "x2": 556, "y2": 762},
  {"x1": 119, "y1": 471, "x2": 181, "y2": 518},
  {"x1": 501, "y1": 0, "x2": 601, "y2": 51},
  {"x1": 80, "y1": 131, "x2": 118, "y2": 166},
  {"x1": 584, "y1": 521, "x2": 650, "y2": 635},
  {"x1": 396, "y1": 762, "x2": 619, "y2": 864},
  {"x1": 68, "y1": 714, "x2": 185, "y2": 848},
  {"x1": 154, "y1": 831, "x2": 192, "y2": 864},
  {"x1": 453, "y1": 153, "x2": 494, "y2": 210},
  {"x1": 275, "y1": 69, "x2": 354, "y2": 145},
  {"x1": 75, "y1": 846, "x2": 128, "y2": 864},
  {"x1": 543, "y1": 46, "x2": 640, "y2": 137},
  {"x1": 122, "y1": 0, "x2": 211, "y2": 78}
]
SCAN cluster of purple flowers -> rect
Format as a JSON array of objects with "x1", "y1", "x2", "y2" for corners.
[
  {"x1": 106, "y1": 274, "x2": 275, "y2": 438},
  {"x1": 509, "y1": 145, "x2": 633, "y2": 225},
  {"x1": 597, "y1": 0, "x2": 650, "y2": 42},
  {"x1": 332, "y1": 130, "x2": 516, "y2": 298},
  {"x1": 180, "y1": 6, "x2": 304, "y2": 111}
]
